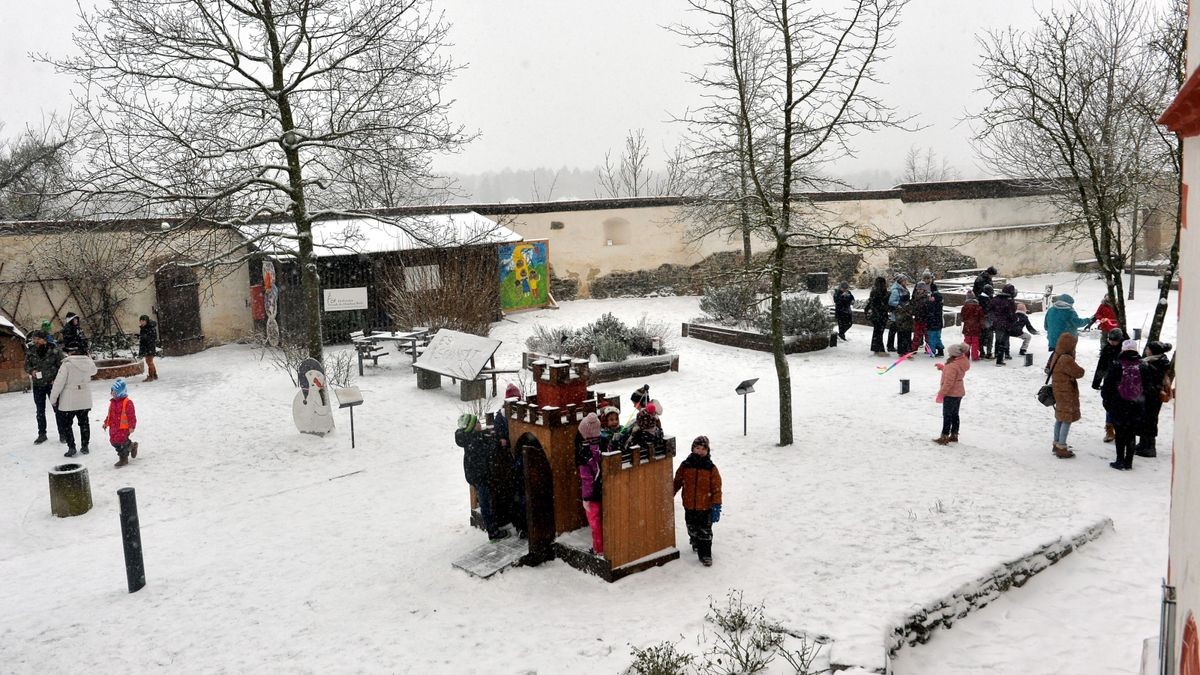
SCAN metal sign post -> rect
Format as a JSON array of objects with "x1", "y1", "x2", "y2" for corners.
[
  {"x1": 735, "y1": 378, "x2": 758, "y2": 437},
  {"x1": 334, "y1": 386, "x2": 365, "y2": 448}
]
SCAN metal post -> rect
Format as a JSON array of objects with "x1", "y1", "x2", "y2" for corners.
[
  {"x1": 1161, "y1": 582, "x2": 1177, "y2": 675},
  {"x1": 900, "y1": 379, "x2": 910, "y2": 395},
  {"x1": 743, "y1": 395, "x2": 748, "y2": 436},
  {"x1": 117, "y1": 487, "x2": 146, "y2": 593},
  {"x1": 349, "y1": 406, "x2": 356, "y2": 449}
]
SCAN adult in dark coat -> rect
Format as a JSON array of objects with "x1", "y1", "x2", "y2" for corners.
[
  {"x1": 455, "y1": 414, "x2": 507, "y2": 541},
  {"x1": 1093, "y1": 327, "x2": 1126, "y2": 442},
  {"x1": 138, "y1": 314, "x2": 159, "y2": 381},
  {"x1": 831, "y1": 282, "x2": 855, "y2": 341},
  {"x1": 23, "y1": 331, "x2": 65, "y2": 445},
  {"x1": 894, "y1": 296, "x2": 915, "y2": 354},
  {"x1": 987, "y1": 284, "x2": 1018, "y2": 365},
  {"x1": 1138, "y1": 342, "x2": 1174, "y2": 457},
  {"x1": 1101, "y1": 341, "x2": 1147, "y2": 470},
  {"x1": 61, "y1": 312, "x2": 88, "y2": 355},
  {"x1": 865, "y1": 277, "x2": 890, "y2": 356},
  {"x1": 977, "y1": 284, "x2": 995, "y2": 359},
  {"x1": 972, "y1": 266, "x2": 997, "y2": 298}
]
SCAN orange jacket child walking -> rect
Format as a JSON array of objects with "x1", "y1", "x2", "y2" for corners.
[
  {"x1": 103, "y1": 378, "x2": 139, "y2": 467},
  {"x1": 673, "y1": 436, "x2": 723, "y2": 567}
]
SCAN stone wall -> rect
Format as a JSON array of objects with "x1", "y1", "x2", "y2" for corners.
[
  {"x1": 888, "y1": 246, "x2": 978, "y2": 281},
  {"x1": 549, "y1": 266, "x2": 579, "y2": 301}
]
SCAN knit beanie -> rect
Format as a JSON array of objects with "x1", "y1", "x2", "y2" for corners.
[
  {"x1": 965, "y1": 290, "x2": 975, "y2": 299},
  {"x1": 457, "y1": 413, "x2": 478, "y2": 433},
  {"x1": 1146, "y1": 341, "x2": 1173, "y2": 356},
  {"x1": 691, "y1": 435, "x2": 710, "y2": 452},
  {"x1": 578, "y1": 412, "x2": 601, "y2": 440},
  {"x1": 40, "y1": 319, "x2": 52, "y2": 332},
  {"x1": 1108, "y1": 328, "x2": 1126, "y2": 342},
  {"x1": 111, "y1": 378, "x2": 127, "y2": 399},
  {"x1": 631, "y1": 385, "x2": 650, "y2": 408},
  {"x1": 948, "y1": 343, "x2": 969, "y2": 358},
  {"x1": 505, "y1": 383, "x2": 521, "y2": 400},
  {"x1": 1121, "y1": 339, "x2": 1140, "y2": 353}
]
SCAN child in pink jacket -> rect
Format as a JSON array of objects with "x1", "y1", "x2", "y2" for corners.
[
  {"x1": 576, "y1": 412, "x2": 604, "y2": 556},
  {"x1": 933, "y1": 343, "x2": 971, "y2": 445}
]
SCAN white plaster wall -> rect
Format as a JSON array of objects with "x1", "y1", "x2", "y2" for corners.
[
  {"x1": 0, "y1": 229, "x2": 253, "y2": 344},
  {"x1": 1169, "y1": 114, "x2": 1200, "y2": 672}
]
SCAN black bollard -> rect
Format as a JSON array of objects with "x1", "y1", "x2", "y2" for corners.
[
  {"x1": 900, "y1": 379, "x2": 910, "y2": 395},
  {"x1": 829, "y1": 332, "x2": 838, "y2": 347},
  {"x1": 118, "y1": 487, "x2": 146, "y2": 593},
  {"x1": 1133, "y1": 328, "x2": 1142, "y2": 340},
  {"x1": 1024, "y1": 353, "x2": 1034, "y2": 367}
]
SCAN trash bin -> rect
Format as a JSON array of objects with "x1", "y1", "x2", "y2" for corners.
[
  {"x1": 806, "y1": 272, "x2": 829, "y2": 293},
  {"x1": 49, "y1": 463, "x2": 92, "y2": 517}
]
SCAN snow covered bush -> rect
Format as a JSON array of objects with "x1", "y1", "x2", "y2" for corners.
[
  {"x1": 623, "y1": 641, "x2": 695, "y2": 675},
  {"x1": 754, "y1": 295, "x2": 832, "y2": 336},
  {"x1": 595, "y1": 336, "x2": 631, "y2": 363},
  {"x1": 526, "y1": 313, "x2": 669, "y2": 362},
  {"x1": 699, "y1": 284, "x2": 758, "y2": 326}
]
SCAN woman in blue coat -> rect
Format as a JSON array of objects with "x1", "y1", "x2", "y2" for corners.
[{"x1": 1043, "y1": 294, "x2": 1091, "y2": 353}]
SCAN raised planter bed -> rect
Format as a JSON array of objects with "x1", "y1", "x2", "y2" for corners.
[
  {"x1": 848, "y1": 308, "x2": 960, "y2": 328},
  {"x1": 939, "y1": 290, "x2": 1044, "y2": 313},
  {"x1": 590, "y1": 354, "x2": 679, "y2": 384},
  {"x1": 682, "y1": 322, "x2": 829, "y2": 354},
  {"x1": 92, "y1": 358, "x2": 145, "y2": 381}
]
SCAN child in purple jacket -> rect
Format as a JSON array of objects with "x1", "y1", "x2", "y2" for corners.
[{"x1": 576, "y1": 412, "x2": 604, "y2": 556}]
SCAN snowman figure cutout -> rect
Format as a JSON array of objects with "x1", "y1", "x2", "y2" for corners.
[{"x1": 292, "y1": 357, "x2": 335, "y2": 436}]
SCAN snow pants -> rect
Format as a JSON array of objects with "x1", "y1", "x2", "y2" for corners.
[
  {"x1": 684, "y1": 508, "x2": 713, "y2": 559},
  {"x1": 994, "y1": 333, "x2": 1011, "y2": 363},
  {"x1": 473, "y1": 482, "x2": 502, "y2": 538},
  {"x1": 57, "y1": 409, "x2": 90, "y2": 450},
  {"x1": 836, "y1": 313, "x2": 852, "y2": 338},
  {"x1": 913, "y1": 321, "x2": 926, "y2": 351},
  {"x1": 1115, "y1": 424, "x2": 1138, "y2": 468},
  {"x1": 941, "y1": 396, "x2": 962, "y2": 437},
  {"x1": 927, "y1": 330, "x2": 944, "y2": 354},
  {"x1": 965, "y1": 336, "x2": 981, "y2": 361},
  {"x1": 1143, "y1": 397, "x2": 1164, "y2": 441},
  {"x1": 584, "y1": 500, "x2": 603, "y2": 555}
]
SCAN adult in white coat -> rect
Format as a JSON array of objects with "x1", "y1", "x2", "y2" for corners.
[{"x1": 50, "y1": 343, "x2": 98, "y2": 457}]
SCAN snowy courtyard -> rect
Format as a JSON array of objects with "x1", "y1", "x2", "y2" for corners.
[{"x1": 0, "y1": 273, "x2": 1174, "y2": 674}]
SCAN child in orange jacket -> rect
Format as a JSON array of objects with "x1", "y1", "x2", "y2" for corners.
[
  {"x1": 103, "y1": 378, "x2": 139, "y2": 467},
  {"x1": 673, "y1": 436, "x2": 723, "y2": 567}
]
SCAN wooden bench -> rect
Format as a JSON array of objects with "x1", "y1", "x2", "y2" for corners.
[{"x1": 350, "y1": 331, "x2": 387, "y2": 375}]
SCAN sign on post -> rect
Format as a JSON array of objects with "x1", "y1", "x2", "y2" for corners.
[
  {"x1": 323, "y1": 287, "x2": 369, "y2": 312},
  {"x1": 735, "y1": 378, "x2": 758, "y2": 437}
]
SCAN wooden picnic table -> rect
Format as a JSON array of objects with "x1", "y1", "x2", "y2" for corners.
[{"x1": 370, "y1": 329, "x2": 431, "y2": 366}]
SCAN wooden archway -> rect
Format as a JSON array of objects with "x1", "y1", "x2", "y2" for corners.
[{"x1": 515, "y1": 432, "x2": 555, "y2": 566}]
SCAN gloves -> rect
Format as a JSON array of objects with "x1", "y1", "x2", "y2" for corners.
[
  {"x1": 935, "y1": 393, "x2": 944, "y2": 403},
  {"x1": 935, "y1": 363, "x2": 945, "y2": 371},
  {"x1": 710, "y1": 504, "x2": 722, "y2": 523}
]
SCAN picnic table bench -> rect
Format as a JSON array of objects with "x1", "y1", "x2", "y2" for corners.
[
  {"x1": 370, "y1": 328, "x2": 432, "y2": 367},
  {"x1": 350, "y1": 331, "x2": 388, "y2": 376},
  {"x1": 412, "y1": 329, "x2": 516, "y2": 401}
]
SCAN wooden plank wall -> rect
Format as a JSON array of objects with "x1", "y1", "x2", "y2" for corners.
[{"x1": 600, "y1": 451, "x2": 677, "y2": 568}]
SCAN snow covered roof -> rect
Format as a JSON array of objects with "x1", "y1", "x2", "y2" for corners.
[
  {"x1": 0, "y1": 311, "x2": 25, "y2": 340},
  {"x1": 236, "y1": 212, "x2": 521, "y2": 259}
]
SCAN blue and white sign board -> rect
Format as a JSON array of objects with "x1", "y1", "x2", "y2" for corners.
[{"x1": 323, "y1": 287, "x2": 369, "y2": 312}]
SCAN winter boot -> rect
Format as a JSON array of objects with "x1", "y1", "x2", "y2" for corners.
[
  {"x1": 34, "y1": 434, "x2": 47, "y2": 445},
  {"x1": 1103, "y1": 424, "x2": 1116, "y2": 443},
  {"x1": 949, "y1": 433, "x2": 959, "y2": 443},
  {"x1": 1053, "y1": 443, "x2": 1075, "y2": 459},
  {"x1": 63, "y1": 447, "x2": 77, "y2": 458},
  {"x1": 933, "y1": 435, "x2": 951, "y2": 445},
  {"x1": 130, "y1": 442, "x2": 139, "y2": 459},
  {"x1": 1135, "y1": 438, "x2": 1157, "y2": 458},
  {"x1": 1109, "y1": 460, "x2": 1124, "y2": 471},
  {"x1": 936, "y1": 347, "x2": 945, "y2": 357},
  {"x1": 700, "y1": 556, "x2": 713, "y2": 567},
  {"x1": 80, "y1": 446, "x2": 89, "y2": 455},
  {"x1": 488, "y1": 530, "x2": 511, "y2": 544},
  {"x1": 114, "y1": 456, "x2": 128, "y2": 468}
]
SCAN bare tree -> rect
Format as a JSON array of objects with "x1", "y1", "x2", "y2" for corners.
[
  {"x1": 596, "y1": 128, "x2": 685, "y2": 198},
  {"x1": 973, "y1": 0, "x2": 1180, "y2": 330},
  {"x1": 0, "y1": 118, "x2": 72, "y2": 220},
  {"x1": 41, "y1": 0, "x2": 470, "y2": 360},
  {"x1": 674, "y1": 0, "x2": 914, "y2": 446},
  {"x1": 901, "y1": 146, "x2": 960, "y2": 183}
]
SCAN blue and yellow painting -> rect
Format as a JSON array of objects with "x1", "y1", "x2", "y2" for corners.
[{"x1": 498, "y1": 240, "x2": 550, "y2": 312}]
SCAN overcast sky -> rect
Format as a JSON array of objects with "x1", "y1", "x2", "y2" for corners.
[{"x1": 1, "y1": 1, "x2": 1068, "y2": 180}]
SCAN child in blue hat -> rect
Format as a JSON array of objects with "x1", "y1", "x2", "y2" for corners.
[{"x1": 103, "y1": 378, "x2": 139, "y2": 467}]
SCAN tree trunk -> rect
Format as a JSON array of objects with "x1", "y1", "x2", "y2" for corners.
[
  {"x1": 739, "y1": 123, "x2": 753, "y2": 270},
  {"x1": 771, "y1": 243, "x2": 793, "y2": 446}
]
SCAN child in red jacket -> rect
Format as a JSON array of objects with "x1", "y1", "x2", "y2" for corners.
[{"x1": 103, "y1": 378, "x2": 139, "y2": 467}]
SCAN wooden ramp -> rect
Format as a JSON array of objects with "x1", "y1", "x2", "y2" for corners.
[{"x1": 451, "y1": 535, "x2": 528, "y2": 579}]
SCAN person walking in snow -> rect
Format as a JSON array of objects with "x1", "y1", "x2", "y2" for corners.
[
  {"x1": 866, "y1": 276, "x2": 890, "y2": 356},
  {"x1": 576, "y1": 412, "x2": 604, "y2": 557},
  {"x1": 673, "y1": 435, "x2": 722, "y2": 567},
  {"x1": 61, "y1": 311, "x2": 89, "y2": 355},
  {"x1": 138, "y1": 314, "x2": 159, "y2": 382},
  {"x1": 911, "y1": 282, "x2": 930, "y2": 352},
  {"x1": 1138, "y1": 341, "x2": 1174, "y2": 458},
  {"x1": 104, "y1": 378, "x2": 140, "y2": 467},
  {"x1": 1093, "y1": 328, "x2": 1127, "y2": 443},
  {"x1": 1043, "y1": 293, "x2": 1091, "y2": 353},
  {"x1": 933, "y1": 343, "x2": 971, "y2": 445},
  {"x1": 49, "y1": 341, "x2": 97, "y2": 458},
  {"x1": 832, "y1": 282, "x2": 855, "y2": 341},
  {"x1": 455, "y1": 413, "x2": 508, "y2": 542},
  {"x1": 1048, "y1": 333, "x2": 1085, "y2": 459},
  {"x1": 960, "y1": 290, "x2": 985, "y2": 361},
  {"x1": 893, "y1": 292, "x2": 915, "y2": 355},
  {"x1": 1012, "y1": 303, "x2": 1040, "y2": 356},
  {"x1": 887, "y1": 275, "x2": 910, "y2": 353},
  {"x1": 925, "y1": 290, "x2": 946, "y2": 357},
  {"x1": 988, "y1": 284, "x2": 1018, "y2": 366},
  {"x1": 1101, "y1": 339, "x2": 1147, "y2": 471},
  {"x1": 24, "y1": 330, "x2": 64, "y2": 445}
]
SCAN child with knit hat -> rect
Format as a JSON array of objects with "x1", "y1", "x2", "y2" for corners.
[
  {"x1": 673, "y1": 436, "x2": 723, "y2": 567},
  {"x1": 933, "y1": 344, "x2": 971, "y2": 445},
  {"x1": 103, "y1": 378, "x2": 139, "y2": 467},
  {"x1": 1012, "y1": 302, "x2": 1040, "y2": 356},
  {"x1": 576, "y1": 412, "x2": 605, "y2": 556}
]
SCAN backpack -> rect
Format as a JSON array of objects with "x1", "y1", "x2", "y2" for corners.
[{"x1": 1117, "y1": 361, "x2": 1143, "y2": 402}]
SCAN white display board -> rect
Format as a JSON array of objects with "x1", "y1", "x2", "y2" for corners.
[
  {"x1": 323, "y1": 287, "x2": 369, "y2": 312},
  {"x1": 415, "y1": 329, "x2": 502, "y2": 380}
]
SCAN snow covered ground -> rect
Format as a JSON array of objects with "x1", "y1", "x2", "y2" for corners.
[{"x1": 0, "y1": 272, "x2": 1174, "y2": 673}]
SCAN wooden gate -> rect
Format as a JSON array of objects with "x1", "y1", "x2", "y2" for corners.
[{"x1": 154, "y1": 265, "x2": 205, "y2": 356}]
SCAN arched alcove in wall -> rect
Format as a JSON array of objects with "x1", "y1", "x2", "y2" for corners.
[{"x1": 602, "y1": 217, "x2": 631, "y2": 246}]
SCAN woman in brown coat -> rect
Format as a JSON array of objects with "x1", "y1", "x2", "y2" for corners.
[{"x1": 1049, "y1": 333, "x2": 1086, "y2": 459}]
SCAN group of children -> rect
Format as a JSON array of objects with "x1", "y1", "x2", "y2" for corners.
[{"x1": 454, "y1": 383, "x2": 723, "y2": 567}]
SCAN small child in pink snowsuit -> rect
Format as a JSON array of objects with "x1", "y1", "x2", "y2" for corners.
[
  {"x1": 576, "y1": 412, "x2": 604, "y2": 556},
  {"x1": 103, "y1": 378, "x2": 139, "y2": 467}
]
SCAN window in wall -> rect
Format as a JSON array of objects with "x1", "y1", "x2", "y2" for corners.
[
  {"x1": 603, "y1": 217, "x2": 631, "y2": 246},
  {"x1": 404, "y1": 264, "x2": 442, "y2": 291},
  {"x1": 550, "y1": 220, "x2": 565, "y2": 230}
]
